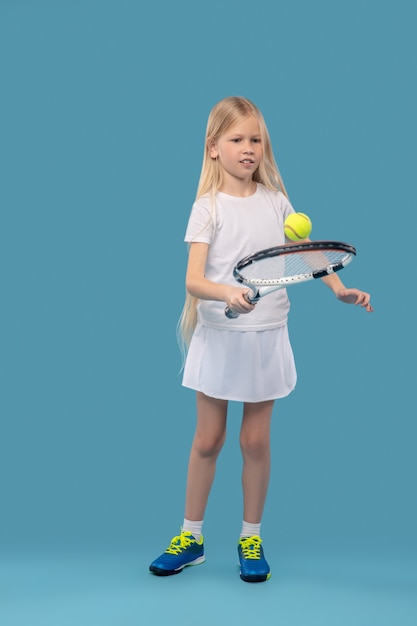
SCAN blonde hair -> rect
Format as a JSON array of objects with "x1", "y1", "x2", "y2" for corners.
[{"x1": 177, "y1": 96, "x2": 289, "y2": 360}]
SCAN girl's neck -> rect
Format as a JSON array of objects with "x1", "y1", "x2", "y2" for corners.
[{"x1": 218, "y1": 178, "x2": 257, "y2": 198}]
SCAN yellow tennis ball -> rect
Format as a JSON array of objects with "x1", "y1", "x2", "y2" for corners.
[{"x1": 284, "y1": 212, "x2": 312, "y2": 241}]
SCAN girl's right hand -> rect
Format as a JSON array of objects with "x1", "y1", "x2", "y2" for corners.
[{"x1": 225, "y1": 287, "x2": 256, "y2": 316}]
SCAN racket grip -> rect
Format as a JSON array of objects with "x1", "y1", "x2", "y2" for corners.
[{"x1": 224, "y1": 290, "x2": 259, "y2": 318}]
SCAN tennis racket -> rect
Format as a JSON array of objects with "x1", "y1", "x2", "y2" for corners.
[{"x1": 225, "y1": 240, "x2": 356, "y2": 318}]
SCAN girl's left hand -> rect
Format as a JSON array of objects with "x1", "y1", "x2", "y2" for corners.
[{"x1": 336, "y1": 288, "x2": 374, "y2": 312}]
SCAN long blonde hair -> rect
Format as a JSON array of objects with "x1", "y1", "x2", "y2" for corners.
[{"x1": 177, "y1": 96, "x2": 288, "y2": 360}]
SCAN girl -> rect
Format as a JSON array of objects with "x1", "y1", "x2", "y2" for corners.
[{"x1": 149, "y1": 96, "x2": 373, "y2": 583}]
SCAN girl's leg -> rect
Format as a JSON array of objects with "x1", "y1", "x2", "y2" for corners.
[
  {"x1": 149, "y1": 392, "x2": 227, "y2": 576},
  {"x1": 184, "y1": 391, "x2": 228, "y2": 521},
  {"x1": 240, "y1": 400, "x2": 274, "y2": 524}
]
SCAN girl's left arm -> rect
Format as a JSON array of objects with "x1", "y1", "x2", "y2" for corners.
[{"x1": 321, "y1": 273, "x2": 374, "y2": 312}]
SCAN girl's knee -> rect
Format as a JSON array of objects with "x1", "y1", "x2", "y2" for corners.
[
  {"x1": 240, "y1": 434, "x2": 269, "y2": 461},
  {"x1": 193, "y1": 432, "x2": 226, "y2": 458}
]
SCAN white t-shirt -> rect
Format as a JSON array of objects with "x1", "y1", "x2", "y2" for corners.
[{"x1": 184, "y1": 183, "x2": 295, "y2": 331}]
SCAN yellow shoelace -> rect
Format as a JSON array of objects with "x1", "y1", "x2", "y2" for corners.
[
  {"x1": 239, "y1": 535, "x2": 262, "y2": 559},
  {"x1": 165, "y1": 532, "x2": 196, "y2": 555}
]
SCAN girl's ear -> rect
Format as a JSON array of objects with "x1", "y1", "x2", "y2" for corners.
[{"x1": 208, "y1": 138, "x2": 218, "y2": 159}]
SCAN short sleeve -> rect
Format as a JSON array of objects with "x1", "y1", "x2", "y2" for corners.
[{"x1": 184, "y1": 201, "x2": 214, "y2": 244}]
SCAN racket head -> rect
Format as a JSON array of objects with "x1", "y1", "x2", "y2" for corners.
[{"x1": 233, "y1": 240, "x2": 356, "y2": 287}]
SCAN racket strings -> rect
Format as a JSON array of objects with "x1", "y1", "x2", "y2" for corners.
[{"x1": 238, "y1": 250, "x2": 350, "y2": 285}]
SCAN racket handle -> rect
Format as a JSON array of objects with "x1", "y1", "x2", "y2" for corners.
[
  {"x1": 224, "y1": 290, "x2": 259, "y2": 318},
  {"x1": 225, "y1": 306, "x2": 239, "y2": 319}
]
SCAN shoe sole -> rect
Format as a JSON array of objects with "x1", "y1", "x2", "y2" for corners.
[
  {"x1": 149, "y1": 555, "x2": 205, "y2": 576},
  {"x1": 240, "y1": 571, "x2": 271, "y2": 583}
]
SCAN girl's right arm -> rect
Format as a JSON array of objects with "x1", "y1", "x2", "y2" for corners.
[{"x1": 185, "y1": 242, "x2": 256, "y2": 316}]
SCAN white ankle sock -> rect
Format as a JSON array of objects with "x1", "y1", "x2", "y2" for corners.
[
  {"x1": 240, "y1": 520, "x2": 261, "y2": 538},
  {"x1": 182, "y1": 518, "x2": 204, "y2": 541}
]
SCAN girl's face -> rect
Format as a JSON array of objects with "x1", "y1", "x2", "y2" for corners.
[{"x1": 209, "y1": 115, "x2": 263, "y2": 189}]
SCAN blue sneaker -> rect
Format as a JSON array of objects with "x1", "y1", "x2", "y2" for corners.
[
  {"x1": 238, "y1": 535, "x2": 271, "y2": 582},
  {"x1": 149, "y1": 531, "x2": 205, "y2": 576}
]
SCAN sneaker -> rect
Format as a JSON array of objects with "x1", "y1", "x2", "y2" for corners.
[
  {"x1": 149, "y1": 531, "x2": 205, "y2": 576},
  {"x1": 238, "y1": 535, "x2": 271, "y2": 582}
]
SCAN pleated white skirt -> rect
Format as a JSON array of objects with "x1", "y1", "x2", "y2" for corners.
[{"x1": 182, "y1": 323, "x2": 297, "y2": 403}]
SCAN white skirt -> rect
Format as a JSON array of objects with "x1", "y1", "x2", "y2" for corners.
[{"x1": 182, "y1": 323, "x2": 297, "y2": 403}]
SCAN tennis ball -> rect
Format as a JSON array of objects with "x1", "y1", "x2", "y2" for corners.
[{"x1": 284, "y1": 212, "x2": 312, "y2": 241}]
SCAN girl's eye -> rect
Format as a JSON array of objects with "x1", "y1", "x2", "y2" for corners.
[{"x1": 230, "y1": 137, "x2": 261, "y2": 143}]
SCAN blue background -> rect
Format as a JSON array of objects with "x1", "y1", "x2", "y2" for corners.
[{"x1": 1, "y1": 0, "x2": 416, "y2": 624}]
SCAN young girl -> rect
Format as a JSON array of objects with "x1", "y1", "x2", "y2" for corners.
[{"x1": 149, "y1": 96, "x2": 373, "y2": 583}]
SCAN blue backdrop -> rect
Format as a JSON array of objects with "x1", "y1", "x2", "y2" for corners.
[{"x1": 1, "y1": 1, "x2": 416, "y2": 624}]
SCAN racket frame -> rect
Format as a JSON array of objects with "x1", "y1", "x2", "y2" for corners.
[{"x1": 225, "y1": 240, "x2": 356, "y2": 317}]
